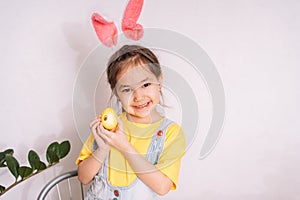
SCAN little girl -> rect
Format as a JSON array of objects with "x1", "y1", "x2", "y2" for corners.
[{"x1": 76, "y1": 45, "x2": 186, "y2": 200}]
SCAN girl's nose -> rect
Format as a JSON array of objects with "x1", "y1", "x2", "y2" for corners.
[{"x1": 133, "y1": 87, "x2": 144, "y2": 102}]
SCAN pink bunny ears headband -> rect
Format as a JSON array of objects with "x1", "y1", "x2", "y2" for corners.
[{"x1": 92, "y1": 0, "x2": 144, "y2": 47}]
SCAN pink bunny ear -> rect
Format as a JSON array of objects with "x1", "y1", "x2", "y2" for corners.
[
  {"x1": 121, "y1": 0, "x2": 144, "y2": 41},
  {"x1": 91, "y1": 13, "x2": 118, "y2": 47}
]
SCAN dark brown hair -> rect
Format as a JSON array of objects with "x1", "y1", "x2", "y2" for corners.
[{"x1": 106, "y1": 45, "x2": 162, "y2": 90}]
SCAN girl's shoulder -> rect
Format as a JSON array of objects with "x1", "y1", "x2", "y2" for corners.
[
  {"x1": 163, "y1": 118, "x2": 181, "y2": 129},
  {"x1": 162, "y1": 119, "x2": 186, "y2": 151},
  {"x1": 163, "y1": 118, "x2": 185, "y2": 138}
]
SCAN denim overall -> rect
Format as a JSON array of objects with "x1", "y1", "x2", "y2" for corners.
[{"x1": 86, "y1": 119, "x2": 173, "y2": 200}]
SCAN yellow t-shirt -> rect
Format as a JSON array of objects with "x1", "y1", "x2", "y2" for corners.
[{"x1": 76, "y1": 113, "x2": 186, "y2": 190}]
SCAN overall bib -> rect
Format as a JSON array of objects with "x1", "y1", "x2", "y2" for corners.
[{"x1": 85, "y1": 119, "x2": 173, "y2": 200}]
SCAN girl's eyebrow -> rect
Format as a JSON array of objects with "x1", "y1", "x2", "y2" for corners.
[
  {"x1": 119, "y1": 84, "x2": 130, "y2": 89},
  {"x1": 118, "y1": 78, "x2": 152, "y2": 89}
]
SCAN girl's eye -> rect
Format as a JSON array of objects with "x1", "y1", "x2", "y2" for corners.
[
  {"x1": 121, "y1": 88, "x2": 132, "y2": 93},
  {"x1": 143, "y1": 83, "x2": 151, "y2": 88}
]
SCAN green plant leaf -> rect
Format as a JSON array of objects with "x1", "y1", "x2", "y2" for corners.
[
  {"x1": 46, "y1": 149, "x2": 59, "y2": 165},
  {"x1": 33, "y1": 160, "x2": 46, "y2": 171},
  {"x1": 28, "y1": 150, "x2": 40, "y2": 171},
  {"x1": 47, "y1": 142, "x2": 59, "y2": 156},
  {"x1": 0, "y1": 185, "x2": 5, "y2": 194},
  {"x1": 0, "y1": 149, "x2": 14, "y2": 159},
  {"x1": 5, "y1": 155, "x2": 19, "y2": 180},
  {"x1": 18, "y1": 166, "x2": 33, "y2": 179},
  {"x1": 58, "y1": 141, "x2": 71, "y2": 159},
  {"x1": 0, "y1": 149, "x2": 14, "y2": 168}
]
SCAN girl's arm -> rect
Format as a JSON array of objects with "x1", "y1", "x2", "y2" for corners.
[
  {"x1": 78, "y1": 118, "x2": 110, "y2": 185},
  {"x1": 77, "y1": 148, "x2": 107, "y2": 185},
  {"x1": 122, "y1": 145, "x2": 173, "y2": 195}
]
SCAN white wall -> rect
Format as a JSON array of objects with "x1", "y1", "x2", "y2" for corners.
[{"x1": 1, "y1": 0, "x2": 299, "y2": 199}]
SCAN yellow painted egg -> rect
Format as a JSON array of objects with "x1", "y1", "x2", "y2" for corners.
[{"x1": 100, "y1": 108, "x2": 118, "y2": 131}]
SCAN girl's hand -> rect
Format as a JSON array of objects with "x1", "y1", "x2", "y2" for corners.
[
  {"x1": 98, "y1": 118, "x2": 132, "y2": 153},
  {"x1": 89, "y1": 117, "x2": 111, "y2": 153}
]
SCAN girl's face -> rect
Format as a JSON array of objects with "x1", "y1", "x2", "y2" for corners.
[{"x1": 115, "y1": 65, "x2": 162, "y2": 124}]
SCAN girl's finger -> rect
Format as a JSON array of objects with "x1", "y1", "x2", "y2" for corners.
[
  {"x1": 89, "y1": 120, "x2": 97, "y2": 129},
  {"x1": 98, "y1": 125, "x2": 111, "y2": 144},
  {"x1": 96, "y1": 125, "x2": 102, "y2": 137},
  {"x1": 91, "y1": 121, "x2": 100, "y2": 131},
  {"x1": 99, "y1": 123, "x2": 114, "y2": 138}
]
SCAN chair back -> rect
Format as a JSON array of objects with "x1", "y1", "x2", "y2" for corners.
[{"x1": 37, "y1": 170, "x2": 84, "y2": 200}]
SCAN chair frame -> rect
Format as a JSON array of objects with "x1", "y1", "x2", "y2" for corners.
[{"x1": 37, "y1": 170, "x2": 84, "y2": 200}]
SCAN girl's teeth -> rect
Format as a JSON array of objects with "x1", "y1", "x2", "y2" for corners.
[{"x1": 137, "y1": 102, "x2": 148, "y2": 108}]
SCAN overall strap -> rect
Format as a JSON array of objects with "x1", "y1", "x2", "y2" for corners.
[
  {"x1": 92, "y1": 139, "x2": 98, "y2": 152},
  {"x1": 146, "y1": 118, "x2": 174, "y2": 165}
]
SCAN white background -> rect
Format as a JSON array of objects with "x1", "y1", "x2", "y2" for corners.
[{"x1": 1, "y1": 0, "x2": 299, "y2": 199}]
